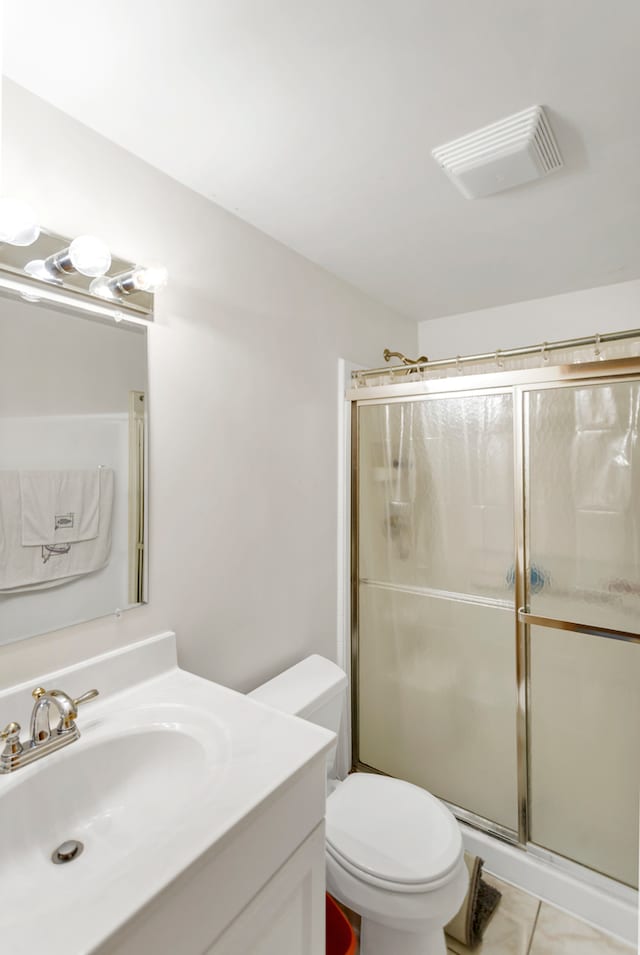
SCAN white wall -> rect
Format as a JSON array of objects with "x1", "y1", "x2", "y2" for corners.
[
  {"x1": 418, "y1": 279, "x2": 640, "y2": 360},
  {"x1": 0, "y1": 80, "x2": 417, "y2": 691}
]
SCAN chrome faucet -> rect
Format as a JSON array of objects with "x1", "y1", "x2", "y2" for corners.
[{"x1": 0, "y1": 686, "x2": 99, "y2": 774}]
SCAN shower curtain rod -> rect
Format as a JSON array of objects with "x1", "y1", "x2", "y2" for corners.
[{"x1": 353, "y1": 327, "x2": 640, "y2": 379}]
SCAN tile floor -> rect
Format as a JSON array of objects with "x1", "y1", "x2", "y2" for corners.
[{"x1": 338, "y1": 874, "x2": 634, "y2": 954}]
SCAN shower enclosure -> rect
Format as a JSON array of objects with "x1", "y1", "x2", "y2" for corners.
[{"x1": 350, "y1": 354, "x2": 640, "y2": 889}]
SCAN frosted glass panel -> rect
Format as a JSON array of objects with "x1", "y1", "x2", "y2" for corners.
[
  {"x1": 358, "y1": 584, "x2": 518, "y2": 831},
  {"x1": 528, "y1": 382, "x2": 640, "y2": 632},
  {"x1": 356, "y1": 376, "x2": 640, "y2": 885},
  {"x1": 529, "y1": 625, "x2": 640, "y2": 886},
  {"x1": 359, "y1": 395, "x2": 514, "y2": 599}
]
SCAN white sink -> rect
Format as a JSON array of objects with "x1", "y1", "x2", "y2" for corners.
[
  {"x1": 1, "y1": 703, "x2": 229, "y2": 918},
  {"x1": 0, "y1": 633, "x2": 333, "y2": 954}
]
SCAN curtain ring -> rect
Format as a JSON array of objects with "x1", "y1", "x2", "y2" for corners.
[
  {"x1": 456, "y1": 355, "x2": 462, "y2": 375},
  {"x1": 594, "y1": 333, "x2": 601, "y2": 358},
  {"x1": 541, "y1": 341, "x2": 549, "y2": 363},
  {"x1": 495, "y1": 349, "x2": 504, "y2": 368}
]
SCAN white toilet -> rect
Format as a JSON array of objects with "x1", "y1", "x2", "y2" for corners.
[{"x1": 250, "y1": 655, "x2": 468, "y2": 955}]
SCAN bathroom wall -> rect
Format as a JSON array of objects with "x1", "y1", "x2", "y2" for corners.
[
  {"x1": 0, "y1": 79, "x2": 417, "y2": 691},
  {"x1": 418, "y1": 278, "x2": 640, "y2": 359}
]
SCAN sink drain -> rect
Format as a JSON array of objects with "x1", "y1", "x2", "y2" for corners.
[{"x1": 51, "y1": 839, "x2": 84, "y2": 864}]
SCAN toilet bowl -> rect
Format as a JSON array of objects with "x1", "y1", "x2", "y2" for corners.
[
  {"x1": 326, "y1": 773, "x2": 468, "y2": 955},
  {"x1": 249, "y1": 656, "x2": 468, "y2": 955}
]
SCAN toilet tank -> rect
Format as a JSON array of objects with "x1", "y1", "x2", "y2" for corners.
[{"x1": 249, "y1": 654, "x2": 348, "y2": 737}]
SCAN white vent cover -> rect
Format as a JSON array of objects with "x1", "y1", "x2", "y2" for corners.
[{"x1": 432, "y1": 106, "x2": 563, "y2": 199}]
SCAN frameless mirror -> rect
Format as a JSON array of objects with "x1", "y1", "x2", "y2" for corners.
[{"x1": 0, "y1": 291, "x2": 148, "y2": 646}]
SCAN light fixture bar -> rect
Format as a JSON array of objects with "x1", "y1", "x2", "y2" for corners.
[
  {"x1": 0, "y1": 225, "x2": 158, "y2": 318},
  {"x1": 0, "y1": 271, "x2": 153, "y2": 326}
]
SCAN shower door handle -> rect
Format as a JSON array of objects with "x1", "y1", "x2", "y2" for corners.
[{"x1": 517, "y1": 609, "x2": 640, "y2": 646}]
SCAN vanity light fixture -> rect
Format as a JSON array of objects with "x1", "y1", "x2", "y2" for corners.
[
  {"x1": 0, "y1": 272, "x2": 151, "y2": 327},
  {"x1": 90, "y1": 263, "x2": 168, "y2": 300},
  {"x1": 1, "y1": 224, "x2": 156, "y2": 322},
  {"x1": 0, "y1": 197, "x2": 41, "y2": 247},
  {"x1": 25, "y1": 235, "x2": 112, "y2": 285}
]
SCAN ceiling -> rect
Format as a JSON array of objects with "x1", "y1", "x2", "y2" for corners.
[{"x1": 4, "y1": 0, "x2": 640, "y2": 321}]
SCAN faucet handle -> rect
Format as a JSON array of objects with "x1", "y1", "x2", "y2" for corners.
[
  {"x1": 31, "y1": 686, "x2": 99, "y2": 710},
  {"x1": 1, "y1": 721, "x2": 21, "y2": 740},
  {"x1": 73, "y1": 689, "x2": 99, "y2": 708},
  {"x1": 1, "y1": 722, "x2": 23, "y2": 756}
]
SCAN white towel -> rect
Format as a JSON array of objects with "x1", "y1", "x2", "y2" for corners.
[
  {"x1": 0, "y1": 468, "x2": 114, "y2": 592},
  {"x1": 19, "y1": 469, "x2": 101, "y2": 545}
]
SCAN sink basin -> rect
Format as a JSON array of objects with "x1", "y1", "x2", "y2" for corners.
[
  {"x1": 1, "y1": 703, "x2": 228, "y2": 920},
  {"x1": 0, "y1": 633, "x2": 333, "y2": 954}
]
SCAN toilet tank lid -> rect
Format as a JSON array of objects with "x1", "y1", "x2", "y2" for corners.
[{"x1": 249, "y1": 654, "x2": 347, "y2": 718}]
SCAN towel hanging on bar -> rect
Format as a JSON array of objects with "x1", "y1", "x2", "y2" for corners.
[
  {"x1": 19, "y1": 468, "x2": 101, "y2": 546},
  {"x1": 0, "y1": 468, "x2": 114, "y2": 592}
]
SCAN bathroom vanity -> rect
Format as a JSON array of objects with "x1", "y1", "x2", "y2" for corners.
[{"x1": 0, "y1": 632, "x2": 333, "y2": 955}]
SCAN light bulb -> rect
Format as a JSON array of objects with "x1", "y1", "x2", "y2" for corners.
[
  {"x1": 89, "y1": 262, "x2": 168, "y2": 300},
  {"x1": 24, "y1": 259, "x2": 63, "y2": 285},
  {"x1": 131, "y1": 263, "x2": 168, "y2": 293},
  {"x1": 89, "y1": 275, "x2": 119, "y2": 301},
  {"x1": 0, "y1": 198, "x2": 40, "y2": 246},
  {"x1": 68, "y1": 235, "x2": 111, "y2": 277}
]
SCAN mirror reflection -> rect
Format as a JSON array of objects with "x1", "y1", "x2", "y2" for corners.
[{"x1": 0, "y1": 294, "x2": 148, "y2": 645}]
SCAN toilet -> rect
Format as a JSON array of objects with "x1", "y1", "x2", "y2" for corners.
[{"x1": 249, "y1": 655, "x2": 468, "y2": 955}]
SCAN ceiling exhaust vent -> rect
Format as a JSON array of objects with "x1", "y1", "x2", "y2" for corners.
[{"x1": 432, "y1": 106, "x2": 563, "y2": 199}]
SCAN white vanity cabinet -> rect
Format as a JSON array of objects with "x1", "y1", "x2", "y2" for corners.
[
  {"x1": 104, "y1": 755, "x2": 329, "y2": 955},
  {"x1": 207, "y1": 825, "x2": 326, "y2": 955},
  {"x1": 0, "y1": 633, "x2": 333, "y2": 955}
]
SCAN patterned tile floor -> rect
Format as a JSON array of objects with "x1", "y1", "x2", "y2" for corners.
[{"x1": 338, "y1": 874, "x2": 634, "y2": 954}]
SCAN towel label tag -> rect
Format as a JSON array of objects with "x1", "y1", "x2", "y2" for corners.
[{"x1": 55, "y1": 513, "x2": 75, "y2": 530}]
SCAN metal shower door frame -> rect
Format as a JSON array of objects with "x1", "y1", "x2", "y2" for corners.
[{"x1": 349, "y1": 355, "x2": 640, "y2": 854}]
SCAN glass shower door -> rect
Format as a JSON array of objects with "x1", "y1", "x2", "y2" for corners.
[
  {"x1": 524, "y1": 380, "x2": 640, "y2": 886},
  {"x1": 356, "y1": 392, "x2": 519, "y2": 833}
]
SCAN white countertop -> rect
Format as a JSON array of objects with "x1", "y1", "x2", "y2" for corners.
[{"x1": 0, "y1": 632, "x2": 334, "y2": 954}]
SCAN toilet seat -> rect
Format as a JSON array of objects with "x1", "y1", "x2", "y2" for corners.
[{"x1": 326, "y1": 774, "x2": 463, "y2": 893}]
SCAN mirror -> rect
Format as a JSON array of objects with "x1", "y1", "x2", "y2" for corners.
[{"x1": 0, "y1": 293, "x2": 148, "y2": 645}]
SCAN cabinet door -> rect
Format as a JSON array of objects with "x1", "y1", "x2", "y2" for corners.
[{"x1": 206, "y1": 824, "x2": 326, "y2": 955}]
